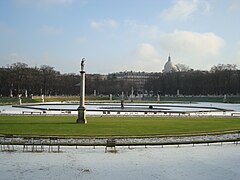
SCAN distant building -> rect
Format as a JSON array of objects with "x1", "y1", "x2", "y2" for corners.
[
  {"x1": 108, "y1": 71, "x2": 159, "y2": 92},
  {"x1": 104, "y1": 56, "x2": 182, "y2": 92},
  {"x1": 163, "y1": 56, "x2": 178, "y2": 73},
  {"x1": 86, "y1": 74, "x2": 107, "y2": 81}
]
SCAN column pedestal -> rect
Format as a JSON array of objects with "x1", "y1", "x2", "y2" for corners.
[{"x1": 77, "y1": 106, "x2": 87, "y2": 124}]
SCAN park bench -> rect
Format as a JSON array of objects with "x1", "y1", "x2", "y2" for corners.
[
  {"x1": 105, "y1": 139, "x2": 116, "y2": 152},
  {"x1": 22, "y1": 111, "x2": 42, "y2": 115}
]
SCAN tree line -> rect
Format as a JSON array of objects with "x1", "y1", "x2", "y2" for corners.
[
  {"x1": 145, "y1": 64, "x2": 240, "y2": 96},
  {"x1": 0, "y1": 62, "x2": 131, "y2": 97},
  {"x1": 0, "y1": 62, "x2": 239, "y2": 97},
  {"x1": 0, "y1": 62, "x2": 80, "y2": 97}
]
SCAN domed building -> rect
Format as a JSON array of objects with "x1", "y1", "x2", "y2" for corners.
[{"x1": 163, "y1": 56, "x2": 178, "y2": 73}]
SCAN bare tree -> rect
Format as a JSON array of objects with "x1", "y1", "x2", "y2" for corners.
[{"x1": 175, "y1": 63, "x2": 191, "y2": 72}]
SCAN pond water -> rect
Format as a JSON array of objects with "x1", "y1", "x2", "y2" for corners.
[
  {"x1": 0, "y1": 144, "x2": 239, "y2": 180},
  {"x1": 0, "y1": 102, "x2": 240, "y2": 116}
]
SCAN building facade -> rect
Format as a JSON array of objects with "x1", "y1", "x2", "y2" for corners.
[{"x1": 108, "y1": 71, "x2": 159, "y2": 92}]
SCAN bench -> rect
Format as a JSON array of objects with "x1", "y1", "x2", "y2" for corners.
[
  {"x1": 22, "y1": 111, "x2": 42, "y2": 115},
  {"x1": 105, "y1": 139, "x2": 116, "y2": 152}
]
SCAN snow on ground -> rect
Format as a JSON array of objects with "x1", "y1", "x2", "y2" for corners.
[
  {"x1": 1, "y1": 102, "x2": 240, "y2": 179},
  {"x1": 0, "y1": 144, "x2": 240, "y2": 180}
]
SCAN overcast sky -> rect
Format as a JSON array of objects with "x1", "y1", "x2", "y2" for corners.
[{"x1": 0, "y1": 0, "x2": 240, "y2": 74}]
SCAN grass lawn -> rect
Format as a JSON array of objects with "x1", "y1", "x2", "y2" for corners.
[{"x1": 0, "y1": 116, "x2": 240, "y2": 137}]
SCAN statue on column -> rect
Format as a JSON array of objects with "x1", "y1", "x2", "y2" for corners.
[
  {"x1": 77, "y1": 57, "x2": 87, "y2": 124},
  {"x1": 81, "y1": 58, "x2": 85, "y2": 71}
]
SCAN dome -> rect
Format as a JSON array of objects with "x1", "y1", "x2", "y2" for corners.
[{"x1": 163, "y1": 56, "x2": 177, "y2": 73}]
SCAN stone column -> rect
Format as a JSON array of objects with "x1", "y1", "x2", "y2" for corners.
[{"x1": 77, "y1": 58, "x2": 87, "y2": 124}]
